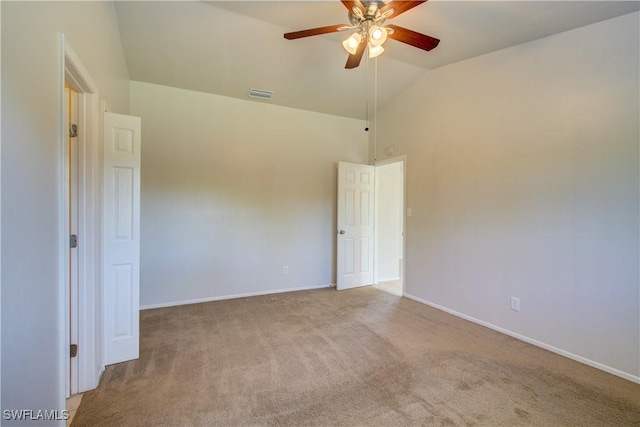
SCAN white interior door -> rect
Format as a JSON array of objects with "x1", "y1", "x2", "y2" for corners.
[
  {"x1": 337, "y1": 161, "x2": 375, "y2": 290},
  {"x1": 103, "y1": 112, "x2": 141, "y2": 365}
]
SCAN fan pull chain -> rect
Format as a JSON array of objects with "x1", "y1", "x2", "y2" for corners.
[
  {"x1": 365, "y1": 50, "x2": 371, "y2": 134},
  {"x1": 365, "y1": 102, "x2": 369, "y2": 132},
  {"x1": 373, "y1": 56, "x2": 378, "y2": 162}
]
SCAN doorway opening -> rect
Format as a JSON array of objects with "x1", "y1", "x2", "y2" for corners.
[{"x1": 374, "y1": 159, "x2": 405, "y2": 296}]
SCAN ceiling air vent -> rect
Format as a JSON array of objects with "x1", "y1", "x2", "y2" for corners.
[{"x1": 248, "y1": 88, "x2": 275, "y2": 100}]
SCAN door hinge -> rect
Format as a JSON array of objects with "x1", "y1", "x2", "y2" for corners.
[
  {"x1": 70, "y1": 234, "x2": 78, "y2": 248},
  {"x1": 69, "y1": 123, "x2": 78, "y2": 138},
  {"x1": 70, "y1": 344, "x2": 78, "y2": 358}
]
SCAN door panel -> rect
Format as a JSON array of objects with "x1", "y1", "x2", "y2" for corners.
[
  {"x1": 104, "y1": 112, "x2": 141, "y2": 365},
  {"x1": 337, "y1": 162, "x2": 374, "y2": 290}
]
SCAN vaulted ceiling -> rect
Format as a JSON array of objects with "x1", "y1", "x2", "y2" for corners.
[{"x1": 115, "y1": 1, "x2": 639, "y2": 119}]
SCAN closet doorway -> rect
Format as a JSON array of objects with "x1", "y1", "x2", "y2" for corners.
[{"x1": 374, "y1": 159, "x2": 405, "y2": 296}]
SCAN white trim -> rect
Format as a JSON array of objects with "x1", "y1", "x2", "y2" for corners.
[
  {"x1": 60, "y1": 34, "x2": 103, "y2": 398},
  {"x1": 58, "y1": 33, "x2": 70, "y2": 408},
  {"x1": 64, "y1": 40, "x2": 98, "y2": 93},
  {"x1": 404, "y1": 292, "x2": 640, "y2": 384},
  {"x1": 140, "y1": 284, "x2": 333, "y2": 311},
  {"x1": 0, "y1": 3, "x2": 3, "y2": 401},
  {"x1": 76, "y1": 88, "x2": 101, "y2": 393},
  {"x1": 97, "y1": 365, "x2": 105, "y2": 381},
  {"x1": 375, "y1": 154, "x2": 407, "y2": 168}
]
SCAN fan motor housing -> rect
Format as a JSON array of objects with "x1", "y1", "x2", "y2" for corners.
[{"x1": 348, "y1": 0, "x2": 387, "y2": 26}]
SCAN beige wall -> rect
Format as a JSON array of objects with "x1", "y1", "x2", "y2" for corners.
[
  {"x1": 130, "y1": 81, "x2": 368, "y2": 308},
  {"x1": 1, "y1": 1, "x2": 130, "y2": 419},
  {"x1": 372, "y1": 12, "x2": 639, "y2": 379}
]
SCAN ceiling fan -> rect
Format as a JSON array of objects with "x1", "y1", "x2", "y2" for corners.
[{"x1": 284, "y1": 0, "x2": 440, "y2": 69}]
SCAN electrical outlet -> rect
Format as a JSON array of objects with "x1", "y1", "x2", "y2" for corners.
[
  {"x1": 283, "y1": 266, "x2": 288, "y2": 275},
  {"x1": 510, "y1": 297, "x2": 520, "y2": 312}
]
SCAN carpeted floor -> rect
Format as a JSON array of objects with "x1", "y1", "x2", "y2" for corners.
[{"x1": 72, "y1": 287, "x2": 640, "y2": 426}]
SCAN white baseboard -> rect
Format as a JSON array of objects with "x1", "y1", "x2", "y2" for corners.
[
  {"x1": 140, "y1": 284, "x2": 333, "y2": 310},
  {"x1": 404, "y1": 293, "x2": 640, "y2": 384}
]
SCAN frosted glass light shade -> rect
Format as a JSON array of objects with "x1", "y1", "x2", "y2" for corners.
[
  {"x1": 342, "y1": 33, "x2": 362, "y2": 55},
  {"x1": 368, "y1": 25, "x2": 388, "y2": 47},
  {"x1": 368, "y1": 43, "x2": 384, "y2": 58}
]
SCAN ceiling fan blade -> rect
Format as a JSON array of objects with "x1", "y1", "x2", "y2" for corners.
[
  {"x1": 386, "y1": 24, "x2": 440, "y2": 51},
  {"x1": 345, "y1": 40, "x2": 366, "y2": 69},
  {"x1": 341, "y1": 0, "x2": 365, "y2": 13},
  {"x1": 284, "y1": 24, "x2": 349, "y2": 40},
  {"x1": 379, "y1": 0, "x2": 427, "y2": 19}
]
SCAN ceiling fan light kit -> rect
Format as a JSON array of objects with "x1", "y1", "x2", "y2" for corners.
[
  {"x1": 368, "y1": 25, "x2": 388, "y2": 46},
  {"x1": 342, "y1": 32, "x2": 363, "y2": 55},
  {"x1": 283, "y1": 0, "x2": 440, "y2": 69},
  {"x1": 368, "y1": 44, "x2": 384, "y2": 59}
]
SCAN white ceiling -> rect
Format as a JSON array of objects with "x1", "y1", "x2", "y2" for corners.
[{"x1": 115, "y1": 1, "x2": 639, "y2": 119}]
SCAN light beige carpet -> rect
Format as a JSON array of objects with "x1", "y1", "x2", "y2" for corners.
[{"x1": 73, "y1": 287, "x2": 640, "y2": 426}]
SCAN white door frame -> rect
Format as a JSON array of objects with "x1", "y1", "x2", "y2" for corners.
[
  {"x1": 374, "y1": 155, "x2": 407, "y2": 294},
  {"x1": 59, "y1": 34, "x2": 103, "y2": 399}
]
